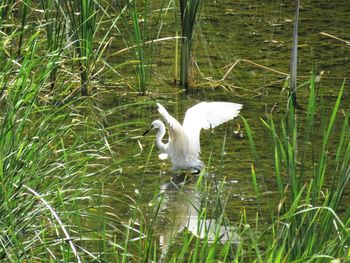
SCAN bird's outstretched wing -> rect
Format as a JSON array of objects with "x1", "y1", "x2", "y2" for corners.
[
  {"x1": 182, "y1": 102, "x2": 242, "y2": 157},
  {"x1": 157, "y1": 103, "x2": 189, "y2": 159}
]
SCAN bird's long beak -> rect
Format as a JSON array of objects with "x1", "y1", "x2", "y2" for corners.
[{"x1": 142, "y1": 127, "x2": 152, "y2": 136}]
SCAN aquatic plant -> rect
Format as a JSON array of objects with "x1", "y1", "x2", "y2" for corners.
[
  {"x1": 179, "y1": 0, "x2": 203, "y2": 90},
  {"x1": 0, "y1": 0, "x2": 348, "y2": 262},
  {"x1": 0, "y1": 34, "x2": 78, "y2": 260},
  {"x1": 16, "y1": 0, "x2": 31, "y2": 57},
  {"x1": 116, "y1": 0, "x2": 167, "y2": 94},
  {"x1": 0, "y1": 33, "x2": 127, "y2": 261},
  {"x1": 245, "y1": 77, "x2": 350, "y2": 261},
  {"x1": 289, "y1": 0, "x2": 300, "y2": 108},
  {"x1": 249, "y1": 1, "x2": 350, "y2": 258},
  {"x1": 126, "y1": 0, "x2": 149, "y2": 94},
  {"x1": 0, "y1": 0, "x2": 13, "y2": 30},
  {"x1": 40, "y1": 0, "x2": 66, "y2": 89},
  {"x1": 62, "y1": 0, "x2": 98, "y2": 96}
]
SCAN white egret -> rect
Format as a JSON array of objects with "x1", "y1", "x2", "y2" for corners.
[{"x1": 143, "y1": 102, "x2": 242, "y2": 172}]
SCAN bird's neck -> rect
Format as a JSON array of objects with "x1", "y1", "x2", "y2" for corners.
[{"x1": 156, "y1": 122, "x2": 167, "y2": 152}]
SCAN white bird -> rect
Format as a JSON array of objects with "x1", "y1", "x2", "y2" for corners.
[{"x1": 143, "y1": 102, "x2": 243, "y2": 172}]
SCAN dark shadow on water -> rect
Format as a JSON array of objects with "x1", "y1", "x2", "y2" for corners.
[{"x1": 162, "y1": 171, "x2": 199, "y2": 190}]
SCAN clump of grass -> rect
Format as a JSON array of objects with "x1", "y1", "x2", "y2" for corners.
[
  {"x1": 289, "y1": 0, "x2": 300, "y2": 108},
  {"x1": 179, "y1": 0, "x2": 203, "y2": 90},
  {"x1": 0, "y1": 0, "x2": 13, "y2": 31},
  {"x1": 245, "y1": 77, "x2": 350, "y2": 261},
  {"x1": 16, "y1": 0, "x2": 31, "y2": 57},
  {"x1": 124, "y1": 0, "x2": 149, "y2": 94},
  {"x1": 116, "y1": 0, "x2": 167, "y2": 94},
  {"x1": 62, "y1": 0, "x2": 99, "y2": 96},
  {"x1": 0, "y1": 33, "x2": 134, "y2": 261},
  {"x1": 0, "y1": 34, "x2": 80, "y2": 260},
  {"x1": 40, "y1": 0, "x2": 66, "y2": 89}
]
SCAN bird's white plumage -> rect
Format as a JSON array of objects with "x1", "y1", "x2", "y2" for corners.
[
  {"x1": 157, "y1": 103, "x2": 191, "y2": 169},
  {"x1": 182, "y1": 102, "x2": 242, "y2": 158},
  {"x1": 149, "y1": 102, "x2": 242, "y2": 171}
]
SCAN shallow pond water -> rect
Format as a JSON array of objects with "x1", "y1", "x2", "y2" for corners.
[
  {"x1": 96, "y1": 0, "x2": 350, "y2": 255},
  {"x1": 1, "y1": 0, "x2": 350, "y2": 260}
]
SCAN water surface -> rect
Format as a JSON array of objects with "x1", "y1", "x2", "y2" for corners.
[{"x1": 97, "y1": 0, "x2": 350, "y2": 253}]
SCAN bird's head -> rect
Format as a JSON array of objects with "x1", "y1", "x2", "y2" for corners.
[{"x1": 143, "y1": 120, "x2": 163, "y2": 136}]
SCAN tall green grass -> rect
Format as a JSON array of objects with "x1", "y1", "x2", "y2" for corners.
[
  {"x1": 63, "y1": 0, "x2": 98, "y2": 96},
  {"x1": 40, "y1": 0, "x2": 66, "y2": 90},
  {"x1": 120, "y1": 0, "x2": 149, "y2": 94},
  {"x1": 1, "y1": 0, "x2": 203, "y2": 95},
  {"x1": 17, "y1": 0, "x2": 31, "y2": 57},
  {"x1": 179, "y1": 0, "x2": 203, "y2": 90},
  {"x1": 289, "y1": 0, "x2": 300, "y2": 108},
  {"x1": 0, "y1": 0, "x2": 348, "y2": 262},
  {"x1": 116, "y1": 0, "x2": 168, "y2": 94},
  {"x1": 245, "y1": 1, "x2": 350, "y2": 258},
  {"x1": 0, "y1": 0, "x2": 13, "y2": 30},
  {"x1": 0, "y1": 34, "x2": 81, "y2": 260},
  {"x1": 250, "y1": 77, "x2": 350, "y2": 261},
  {"x1": 0, "y1": 33, "x2": 133, "y2": 261}
]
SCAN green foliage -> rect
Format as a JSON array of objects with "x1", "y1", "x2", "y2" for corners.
[
  {"x1": 40, "y1": 0, "x2": 66, "y2": 89},
  {"x1": 256, "y1": 77, "x2": 349, "y2": 261},
  {"x1": 0, "y1": 35, "x2": 79, "y2": 260},
  {"x1": 116, "y1": 0, "x2": 167, "y2": 94},
  {"x1": 0, "y1": 0, "x2": 12, "y2": 26},
  {"x1": 0, "y1": 34, "x2": 129, "y2": 261},
  {"x1": 0, "y1": 0, "x2": 348, "y2": 262},
  {"x1": 119, "y1": 0, "x2": 149, "y2": 94},
  {"x1": 63, "y1": 0, "x2": 99, "y2": 95},
  {"x1": 179, "y1": 0, "x2": 203, "y2": 90}
]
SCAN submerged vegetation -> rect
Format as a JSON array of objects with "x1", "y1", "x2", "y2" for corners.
[{"x1": 0, "y1": 0, "x2": 349, "y2": 262}]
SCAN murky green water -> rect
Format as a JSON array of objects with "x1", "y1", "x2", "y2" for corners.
[{"x1": 95, "y1": 0, "x2": 350, "y2": 253}]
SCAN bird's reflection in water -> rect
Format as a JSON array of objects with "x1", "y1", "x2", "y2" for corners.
[{"x1": 157, "y1": 172, "x2": 239, "y2": 261}]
